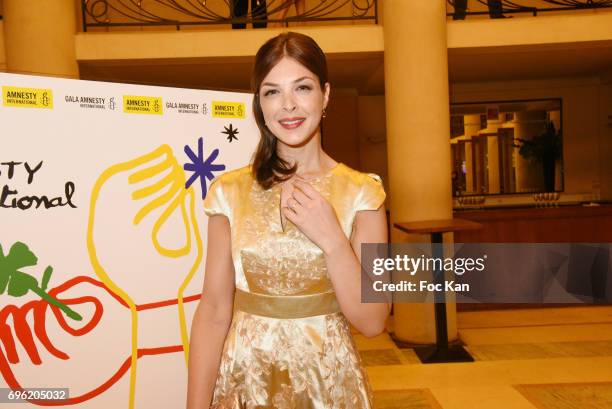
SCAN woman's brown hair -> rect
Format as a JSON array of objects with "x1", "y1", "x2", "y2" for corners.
[{"x1": 251, "y1": 32, "x2": 328, "y2": 189}]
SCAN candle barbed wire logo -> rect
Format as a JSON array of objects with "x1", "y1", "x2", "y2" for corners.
[{"x1": 41, "y1": 92, "x2": 50, "y2": 107}]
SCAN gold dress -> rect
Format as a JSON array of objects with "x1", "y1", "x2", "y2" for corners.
[{"x1": 202, "y1": 163, "x2": 386, "y2": 409}]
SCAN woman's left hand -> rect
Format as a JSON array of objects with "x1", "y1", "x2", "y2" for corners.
[{"x1": 281, "y1": 178, "x2": 347, "y2": 254}]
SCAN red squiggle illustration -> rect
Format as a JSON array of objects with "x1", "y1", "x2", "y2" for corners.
[
  {"x1": 0, "y1": 275, "x2": 201, "y2": 406},
  {"x1": 136, "y1": 294, "x2": 201, "y2": 311}
]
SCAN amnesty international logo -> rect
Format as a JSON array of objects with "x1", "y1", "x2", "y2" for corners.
[
  {"x1": 2, "y1": 86, "x2": 53, "y2": 109},
  {"x1": 212, "y1": 101, "x2": 245, "y2": 119},
  {"x1": 123, "y1": 95, "x2": 163, "y2": 115}
]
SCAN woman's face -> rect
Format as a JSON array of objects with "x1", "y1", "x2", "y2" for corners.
[{"x1": 259, "y1": 56, "x2": 330, "y2": 148}]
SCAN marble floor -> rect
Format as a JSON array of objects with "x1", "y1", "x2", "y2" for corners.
[{"x1": 359, "y1": 306, "x2": 612, "y2": 409}]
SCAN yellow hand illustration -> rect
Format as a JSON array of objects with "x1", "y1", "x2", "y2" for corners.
[{"x1": 87, "y1": 145, "x2": 203, "y2": 409}]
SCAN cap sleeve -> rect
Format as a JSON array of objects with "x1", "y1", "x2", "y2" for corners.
[
  {"x1": 355, "y1": 173, "x2": 386, "y2": 212},
  {"x1": 203, "y1": 177, "x2": 229, "y2": 217}
]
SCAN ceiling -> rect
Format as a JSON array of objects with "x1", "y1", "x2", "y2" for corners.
[
  {"x1": 78, "y1": 40, "x2": 612, "y2": 94},
  {"x1": 448, "y1": 40, "x2": 612, "y2": 83}
]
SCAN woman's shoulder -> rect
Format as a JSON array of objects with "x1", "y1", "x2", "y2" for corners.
[
  {"x1": 334, "y1": 163, "x2": 383, "y2": 186},
  {"x1": 210, "y1": 164, "x2": 253, "y2": 189},
  {"x1": 203, "y1": 165, "x2": 253, "y2": 217},
  {"x1": 334, "y1": 164, "x2": 386, "y2": 212}
]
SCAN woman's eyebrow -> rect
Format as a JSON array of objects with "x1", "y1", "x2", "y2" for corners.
[{"x1": 261, "y1": 76, "x2": 314, "y2": 87}]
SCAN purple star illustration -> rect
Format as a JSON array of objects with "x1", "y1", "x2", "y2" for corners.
[{"x1": 184, "y1": 137, "x2": 226, "y2": 199}]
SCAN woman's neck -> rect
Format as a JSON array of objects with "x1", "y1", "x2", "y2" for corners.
[{"x1": 277, "y1": 142, "x2": 336, "y2": 178}]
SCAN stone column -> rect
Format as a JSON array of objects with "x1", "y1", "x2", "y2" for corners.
[
  {"x1": 0, "y1": 19, "x2": 7, "y2": 72},
  {"x1": 383, "y1": 0, "x2": 455, "y2": 343},
  {"x1": 483, "y1": 113, "x2": 506, "y2": 194},
  {"x1": 4, "y1": 0, "x2": 79, "y2": 78}
]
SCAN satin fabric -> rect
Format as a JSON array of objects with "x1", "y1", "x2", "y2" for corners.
[
  {"x1": 234, "y1": 289, "x2": 340, "y2": 319},
  {"x1": 203, "y1": 163, "x2": 386, "y2": 408}
]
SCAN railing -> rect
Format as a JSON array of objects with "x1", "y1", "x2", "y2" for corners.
[
  {"x1": 447, "y1": 0, "x2": 612, "y2": 17},
  {"x1": 81, "y1": 0, "x2": 377, "y2": 31}
]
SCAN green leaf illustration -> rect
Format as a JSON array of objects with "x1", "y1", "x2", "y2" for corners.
[{"x1": 0, "y1": 241, "x2": 82, "y2": 321}]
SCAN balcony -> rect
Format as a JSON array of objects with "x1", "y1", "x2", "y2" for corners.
[
  {"x1": 77, "y1": 0, "x2": 612, "y2": 33},
  {"x1": 446, "y1": 0, "x2": 612, "y2": 19},
  {"x1": 80, "y1": 0, "x2": 378, "y2": 31}
]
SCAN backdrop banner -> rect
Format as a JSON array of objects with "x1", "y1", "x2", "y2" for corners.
[{"x1": 0, "y1": 73, "x2": 259, "y2": 408}]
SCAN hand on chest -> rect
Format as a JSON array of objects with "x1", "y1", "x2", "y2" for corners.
[
  {"x1": 278, "y1": 177, "x2": 347, "y2": 254},
  {"x1": 279, "y1": 179, "x2": 296, "y2": 232}
]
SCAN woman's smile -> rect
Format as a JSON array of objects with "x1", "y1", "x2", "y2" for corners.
[{"x1": 279, "y1": 117, "x2": 306, "y2": 129}]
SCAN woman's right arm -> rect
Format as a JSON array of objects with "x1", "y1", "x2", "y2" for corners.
[{"x1": 187, "y1": 214, "x2": 235, "y2": 409}]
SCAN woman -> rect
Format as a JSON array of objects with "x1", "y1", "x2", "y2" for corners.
[{"x1": 187, "y1": 32, "x2": 389, "y2": 409}]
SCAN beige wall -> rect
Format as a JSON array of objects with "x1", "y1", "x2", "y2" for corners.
[
  {"x1": 600, "y1": 79, "x2": 612, "y2": 201},
  {"x1": 75, "y1": 25, "x2": 383, "y2": 61},
  {"x1": 320, "y1": 92, "x2": 390, "y2": 199},
  {"x1": 451, "y1": 77, "x2": 602, "y2": 197},
  {"x1": 448, "y1": 9, "x2": 612, "y2": 47},
  {"x1": 0, "y1": 21, "x2": 5, "y2": 72},
  {"x1": 322, "y1": 89, "x2": 361, "y2": 170},
  {"x1": 357, "y1": 95, "x2": 389, "y2": 191},
  {"x1": 318, "y1": 93, "x2": 391, "y2": 205}
]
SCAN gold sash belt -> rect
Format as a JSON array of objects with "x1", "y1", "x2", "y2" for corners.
[{"x1": 233, "y1": 289, "x2": 340, "y2": 319}]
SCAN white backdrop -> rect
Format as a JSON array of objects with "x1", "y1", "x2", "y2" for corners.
[{"x1": 0, "y1": 73, "x2": 259, "y2": 408}]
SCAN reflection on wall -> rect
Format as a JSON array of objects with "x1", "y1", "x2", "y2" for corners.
[
  {"x1": 515, "y1": 110, "x2": 547, "y2": 192},
  {"x1": 450, "y1": 99, "x2": 563, "y2": 196}
]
